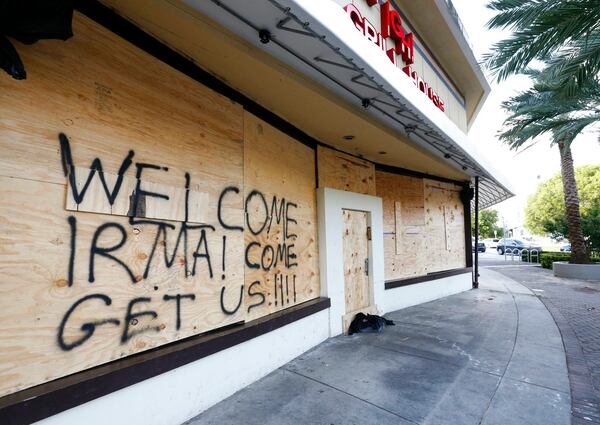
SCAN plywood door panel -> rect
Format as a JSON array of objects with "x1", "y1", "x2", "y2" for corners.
[
  {"x1": 0, "y1": 13, "x2": 246, "y2": 397},
  {"x1": 243, "y1": 112, "x2": 319, "y2": 321},
  {"x1": 342, "y1": 210, "x2": 370, "y2": 316}
]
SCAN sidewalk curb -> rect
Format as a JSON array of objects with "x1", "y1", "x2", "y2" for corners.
[{"x1": 536, "y1": 295, "x2": 600, "y2": 424}]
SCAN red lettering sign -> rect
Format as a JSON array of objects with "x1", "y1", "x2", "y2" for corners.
[{"x1": 344, "y1": 2, "x2": 443, "y2": 112}]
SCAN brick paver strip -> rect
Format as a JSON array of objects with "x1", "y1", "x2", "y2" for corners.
[
  {"x1": 493, "y1": 265, "x2": 600, "y2": 424},
  {"x1": 543, "y1": 298, "x2": 600, "y2": 424}
]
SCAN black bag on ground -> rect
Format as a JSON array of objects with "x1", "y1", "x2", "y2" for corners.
[{"x1": 348, "y1": 313, "x2": 395, "y2": 335}]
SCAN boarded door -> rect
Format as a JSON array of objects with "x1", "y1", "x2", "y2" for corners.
[{"x1": 342, "y1": 210, "x2": 373, "y2": 332}]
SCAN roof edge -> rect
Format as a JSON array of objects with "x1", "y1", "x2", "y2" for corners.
[{"x1": 431, "y1": 0, "x2": 491, "y2": 127}]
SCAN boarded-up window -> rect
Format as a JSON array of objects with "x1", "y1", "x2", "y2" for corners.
[
  {"x1": 376, "y1": 171, "x2": 466, "y2": 281},
  {"x1": 0, "y1": 13, "x2": 319, "y2": 398},
  {"x1": 317, "y1": 145, "x2": 376, "y2": 195},
  {"x1": 243, "y1": 114, "x2": 319, "y2": 321}
]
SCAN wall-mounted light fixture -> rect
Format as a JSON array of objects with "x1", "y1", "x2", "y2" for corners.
[{"x1": 259, "y1": 29, "x2": 271, "y2": 44}]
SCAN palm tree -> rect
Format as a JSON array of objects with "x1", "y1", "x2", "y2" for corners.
[
  {"x1": 484, "y1": 0, "x2": 600, "y2": 263},
  {"x1": 484, "y1": 0, "x2": 600, "y2": 94},
  {"x1": 499, "y1": 69, "x2": 599, "y2": 263}
]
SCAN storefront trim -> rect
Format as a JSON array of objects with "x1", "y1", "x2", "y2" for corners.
[
  {"x1": 0, "y1": 297, "x2": 330, "y2": 425},
  {"x1": 317, "y1": 187, "x2": 385, "y2": 337},
  {"x1": 384, "y1": 267, "x2": 473, "y2": 290},
  {"x1": 374, "y1": 163, "x2": 465, "y2": 187}
]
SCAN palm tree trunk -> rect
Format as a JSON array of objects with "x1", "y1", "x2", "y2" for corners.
[{"x1": 557, "y1": 141, "x2": 589, "y2": 264}]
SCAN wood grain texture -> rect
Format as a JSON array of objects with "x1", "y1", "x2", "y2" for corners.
[
  {"x1": 376, "y1": 171, "x2": 466, "y2": 281},
  {"x1": 243, "y1": 112, "x2": 320, "y2": 321},
  {"x1": 65, "y1": 166, "x2": 210, "y2": 223},
  {"x1": 317, "y1": 145, "x2": 376, "y2": 195},
  {"x1": 0, "y1": 13, "x2": 246, "y2": 397},
  {"x1": 394, "y1": 201, "x2": 402, "y2": 255},
  {"x1": 378, "y1": 171, "x2": 426, "y2": 279},
  {"x1": 342, "y1": 210, "x2": 371, "y2": 315},
  {"x1": 423, "y1": 180, "x2": 466, "y2": 273},
  {"x1": 0, "y1": 7, "x2": 326, "y2": 399}
]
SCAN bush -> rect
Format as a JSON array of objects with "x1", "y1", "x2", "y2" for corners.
[
  {"x1": 539, "y1": 252, "x2": 600, "y2": 269},
  {"x1": 540, "y1": 252, "x2": 570, "y2": 269}
]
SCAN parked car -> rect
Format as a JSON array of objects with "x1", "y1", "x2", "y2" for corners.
[
  {"x1": 483, "y1": 238, "x2": 500, "y2": 249},
  {"x1": 496, "y1": 239, "x2": 542, "y2": 255},
  {"x1": 472, "y1": 239, "x2": 486, "y2": 253},
  {"x1": 560, "y1": 244, "x2": 571, "y2": 252}
]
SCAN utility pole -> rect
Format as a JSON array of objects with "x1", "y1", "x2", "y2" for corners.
[{"x1": 473, "y1": 177, "x2": 479, "y2": 288}]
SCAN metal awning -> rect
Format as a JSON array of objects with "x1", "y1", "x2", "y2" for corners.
[{"x1": 184, "y1": 0, "x2": 514, "y2": 208}]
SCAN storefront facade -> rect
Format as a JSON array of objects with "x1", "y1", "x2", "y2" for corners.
[{"x1": 0, "y1": 1, "x2": 512, "y2": 423}]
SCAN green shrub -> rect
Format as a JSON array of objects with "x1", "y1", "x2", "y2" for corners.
[
  {"x1": 540, "y1": 252, "x2": 570, "y2": 269},
  {"x1": 539, "y1": 252, "x2": 600, "y2": 269}
]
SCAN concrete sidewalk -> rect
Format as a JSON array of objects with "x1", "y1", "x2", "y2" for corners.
[
  {"x1": 186, "y1": 268, "x2": 570, "y2": 425},
  {"x1": 494, "y1": 265, "x2": 600, "y2": 424}
]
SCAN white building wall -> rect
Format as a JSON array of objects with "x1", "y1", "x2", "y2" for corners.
[
  {"x1": 37, "y1": 310, "x2": 329, "y2": 425},
  {"x1": 381, "y1": 273, "x2": 472, "y2": 313}
]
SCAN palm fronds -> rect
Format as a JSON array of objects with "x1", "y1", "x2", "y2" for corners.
[
  {"x1": 498, "y1": 67, "x2": 600, "y2": 150},
  {"x1": 484, "y1": 0, "x2": 600, "y2": 86}
]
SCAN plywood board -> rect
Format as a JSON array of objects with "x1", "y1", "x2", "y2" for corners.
[
  {"x1": 376, "y1": 171, "x2": 466, "y2": 281},
  {"x1": 243, "y1": 113, "x2": 319, "y2": 321},
  {"x1": 343, "y1": 210, "x2": 371, "y2": 314},
  {"x1": 443, "y1": 206, "x2": 451, "y2": 251},
  {"x1": 394, "y1": 201, "x2": 402, "y2": 254},
  {"x1": 0, "y1": 13, "x2": 246, "y2": 397},
  {"x1": 423, "y1": 180, "x2": 466, "y2": 273},
  {"x1": 65, "y1": 166, "x2": 209, "y2": 223},
  {"x1": 317, "y1": 145, "x2": 376, "y2": 195},
  {"x1": 377, "y1": 171, "x2": 426, "y2": 279}
]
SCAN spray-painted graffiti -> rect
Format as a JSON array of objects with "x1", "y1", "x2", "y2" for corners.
[
  {"x1": 244, "y1": 190, "x2": 298, "y2": 313},
  {"x1": 57, "y1": 132, "x2": 303, "y2": 351},
  {"x1": 57, "y1": 133, "x2": 245, "y2": 350}
]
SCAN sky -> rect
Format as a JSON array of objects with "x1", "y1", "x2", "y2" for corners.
[{"x1": 451, "y1": 0, "x2": 600, "y2": 230}]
